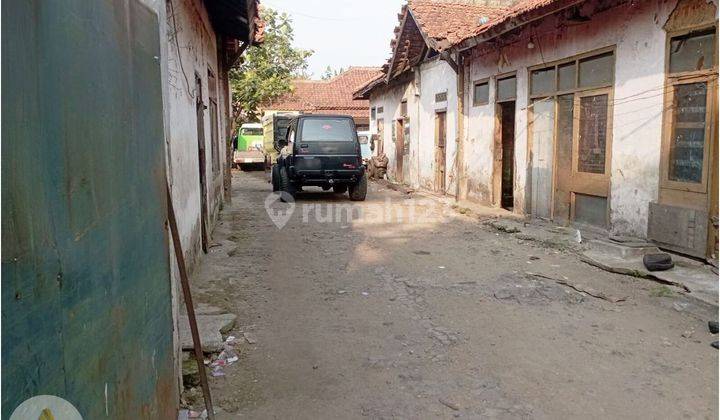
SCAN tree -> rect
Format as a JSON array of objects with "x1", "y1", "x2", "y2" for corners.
[
  {"x1": 229, "y1": 8, "x2": 313, "y2": 123},
  {"x1": 321, "y1": 65, "x2": 345, "y2": 80}
]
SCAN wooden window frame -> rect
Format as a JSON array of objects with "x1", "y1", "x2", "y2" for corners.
[
  {"x1": 526, "y1": 46, "x2": 616, "y2": 219},
  {"x1": 472, "y1": 78, "x2": 490, "y2": 106},
  {"x1": 660, "y1": 26, "x2": 718, "y2": 194},
  {"x1": 571, "y1": 87, "x2": 614, "y2": 185},
  {"x1": 495, "y1": 72, "x2": 517, "y2": 103},
  {"x1": 528, "y1": 46, "x2": 616, "y2": 100}
]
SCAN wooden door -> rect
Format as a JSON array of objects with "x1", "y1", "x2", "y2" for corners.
[
  {"x1": 435, "y1": 111, "x2": 447, "y2": 193},
  {"x1": 195, "y1": 75, "x2": 208, "y2": 253},
  {"x1": 530, "y1": 98, "x2": 555, "y2": 218},
  {"x1": 570, "y1": 88, "x2": 613, "y2": 228},
  {"x1": 395, "y1": 119, "x2": 404, "y2": 183},
  {"x1": 376, "y1": 119, "x2": 384, "y2": 155}
]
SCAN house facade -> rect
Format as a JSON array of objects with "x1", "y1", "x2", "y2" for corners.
[{"x1": 356, "y1": 0, "x2": 718, "y2": 260}]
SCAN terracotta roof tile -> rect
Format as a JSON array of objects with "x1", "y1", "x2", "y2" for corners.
[{"x1": 266, "y1": 67, "x2": 382, "y2": 118}]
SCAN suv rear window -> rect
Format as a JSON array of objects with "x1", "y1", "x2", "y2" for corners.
[
  {"x1": 240, "y1": 127, "x2": 262, "y2": 136},
  {"x1": 300, "y1": 118, "x2": 354, "y2": 141}
]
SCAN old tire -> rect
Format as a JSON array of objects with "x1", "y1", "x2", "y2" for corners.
[
  {"x1": 349, "y1": 173, "x2": 368, "y2": 201},
  {"x1": 271, "y1": 164, "x2": 280, "y2": 192},
  {"x1": 279, "y1": 167, "x2": 295, "y2": 202},
  {"x1": 643, "y1": 253, "x2": 674, "y2": 271},
  {"x1": 332, "y1": 184, "x2": 348, "y2": 194}
]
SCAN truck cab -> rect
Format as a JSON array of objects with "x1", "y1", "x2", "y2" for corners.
[
  {"x1": 233, "y1": 123, "x2": 264, "y2": 170},
  {"x1": 272, "y1": 115, "x2": 367, "y2": 201}
]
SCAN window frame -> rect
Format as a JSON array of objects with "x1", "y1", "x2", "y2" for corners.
[
  {"x1": 528, "y1": 46, "x2": 616, "y2": 100},
  {"x1": 495, "y1": 72, "x2": 517, "y2": 103},
  {"x1": 660, "y1": 26, "x2": 717, "y2": 194},
  {"x1": 472, "y1": 78, "x2": 490, "y2": 106}
]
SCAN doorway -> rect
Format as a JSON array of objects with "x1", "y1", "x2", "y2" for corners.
[
  {"x1": 435, "y1": 111, "x2": 447, "y2": 193},
  {"x1": 499, "y1": 102, "x2": 515, "y2": 209},
  {"x1": 195, "y1": 74, "x2": 209, "y2": 253},
  {"x1": 395, "y1": 119, "x2": 404, "y2": 183},
  {"x1": 376, "y1": 119, "x2": 384, "y2": 155}
]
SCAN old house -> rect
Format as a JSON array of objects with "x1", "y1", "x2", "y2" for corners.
[
  {"x1": 264, "y1": 67, "x2": 382, "y2": 131},
  {"x1": 2, "y1": 0, "x2": 260, "y2": 417},
  {"x1": 356, "y1": 0, "x2": 718, "y2": 260}
]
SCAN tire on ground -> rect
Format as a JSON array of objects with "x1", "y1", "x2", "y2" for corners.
[
  {"x1": 271, "y1": 165, "x2": 280, "y2": 192},
  {"x1": 349, "y1": 173, "x2": 368, "y2": 201},
  {"x1": 279, "y1": 166, "x2": 295, "y2": 202}
]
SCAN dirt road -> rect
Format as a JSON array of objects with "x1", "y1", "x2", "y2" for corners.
[{"x1": 188, "y1": 171, "x2": 717, "y2": 419}]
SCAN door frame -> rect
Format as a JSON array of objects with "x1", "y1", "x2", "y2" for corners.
[
  {"x1": 435, "y1": 110, "x2": 447, "y2": 194},
  {"x1": 569, "y1": 87, "x2": 614, "y2": 226},
  {"x1": 195, "y1": 73, "x2": 209, "y2": 253},
  {"x1": 395, "y1": 118, "x2": 404, "y2": 183}
]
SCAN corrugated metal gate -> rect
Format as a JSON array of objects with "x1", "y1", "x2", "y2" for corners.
[{"x1": 2, "y1": 1, "x2": 176, "y2": 418}]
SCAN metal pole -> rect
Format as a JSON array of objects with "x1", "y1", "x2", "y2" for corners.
[{"x1": 166, "y1": 183, "x2": 215, "y2": 420}]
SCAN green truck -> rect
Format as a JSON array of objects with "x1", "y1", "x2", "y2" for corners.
[{"x1": 233, "y1": 123, "x2": 264, "y2": 170}]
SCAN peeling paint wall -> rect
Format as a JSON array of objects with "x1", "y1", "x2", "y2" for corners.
[
  {"x1": 2, "y1": 1, "x2": 176, "y2": 418},
  {"x1": 464, "y1": 0, "x2": 683, "y2": 236},
  {"x1": 368, "y1": 58, "x2": 458, "y2": 194},
  {"x1": 164, "y1": 0, "x2": 227, "y2": 267},
  {"x1": 419, "y1": 59, "x2": 458, "y2": 195}
]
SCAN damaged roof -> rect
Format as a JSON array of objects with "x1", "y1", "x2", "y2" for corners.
[
  {"x1": 205, "y1": 0, "x2": 264, "y2": 44},
  {"x1": 355, "y1": 0, "x2": 587, "y2": 98},
  {"x1": 265, "y1": 67, "x2": 382, "y2": 120}
]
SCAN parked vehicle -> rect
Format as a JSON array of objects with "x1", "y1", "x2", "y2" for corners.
[
  {"x1": 262, "y1": 112, "x2": 298, "y2": 172},
  {"x1": 272, "y1": 115, "x2": 367, "y2": 201},
  {"x1": 233, "y1": 123, "x2": 264, "y2": 170},
  {"x1": 357, "y1": 130, "x2": 373, "y2": 165}
]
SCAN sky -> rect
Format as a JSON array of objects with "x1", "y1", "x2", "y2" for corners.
[{"x1": 261, "y1": 0, "x2": 406, "y2": 78}]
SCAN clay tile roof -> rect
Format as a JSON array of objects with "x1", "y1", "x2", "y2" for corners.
[
  {"x1": 265, "y1": 67, "x2": 382, "y2": 119},
  {"x1": 408, "y1": 0, "x2": 509, "y2": 50}
]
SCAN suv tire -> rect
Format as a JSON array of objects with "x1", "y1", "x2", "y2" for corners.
[
  {"x1": 279, "y1": 166, "x2": 296, "y2": 202},
  {"x1": 332, "y1": 185, "x2": 348, "y2": 194},
  {"x1": 271, "y1": 164, "x2": 280, "y2": 192},
  {"x1": 349, "y1": 173, "x2": 368, "y2": 201}
]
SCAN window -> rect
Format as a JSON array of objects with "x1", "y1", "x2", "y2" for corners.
[
  {"x1": 300, "y1": 118, "x2": 354, "y2": 141},
  {"x1": 400, "y1": 100, "x2": 408, "y2": 117},
  {"x1": 473, "y1": 80, "x2": 489, "y2": 105},
  {"x1": 530, "y1": 67, "x2": 555, "y2": 95},
  {"x1": 240, "y1": 127, "x2": 263, "y2": 136},
  {"x1": 578, "y1": 52, "x2": 614, "y2": 88},
  {"x1": 668, "y1": 83, "x2": 707, "y2": 183},
  {"x1": 371, "y1": 107, "x2": 376, "y2": 120},
  {"x1": 435, "y1": 91, "x2": 447, "y2": 102},
  {"x1": 558, "y1": 62, "x2": 576, "y2": 91},
  {"x1": 577, "y1": 94, "x2": 609, "y2": 174},
  {"x1": 377, "y1": 106, "x2": 384, "y2": 114},
  {"x1": 661, "y1": 27, "x2": 717, "y2": 190},
  {"x1": 496, "y1": 75, "x2": 516, "y2": 102},
  {"x1": 669, "y1": 29, "x2": 716, "y2": 73}
]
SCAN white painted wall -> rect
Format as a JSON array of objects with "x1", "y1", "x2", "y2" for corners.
[
  {"x1": 464, "y1": 0, "x2": 680, "y2": 236},
  {"x1": 164, "y1": 0, "x2": 227, "y2": 264},
  {"x1": 418, "y1": 59, "x2": 458, "y2": 195}
]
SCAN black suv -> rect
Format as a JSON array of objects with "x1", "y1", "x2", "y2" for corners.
[{"x1": 271, "y1": 115, "x2": 367, "y2": 201}]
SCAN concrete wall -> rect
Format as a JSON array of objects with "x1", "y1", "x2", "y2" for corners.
[
  {"x1": 164, "y1": 0, "x2": 228, "y2": 265},
  {"x1": 464, "y1": 0, "x2": 680, "y2": 236}
]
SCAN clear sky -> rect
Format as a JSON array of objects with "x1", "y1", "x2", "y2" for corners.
[{"x1": 261, "y1": 0, "x2": 406, "y2": 78}]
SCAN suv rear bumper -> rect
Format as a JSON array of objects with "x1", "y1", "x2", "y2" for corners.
[{"x1": 291, "y1": 167, "x2": 364, "y2": 185}]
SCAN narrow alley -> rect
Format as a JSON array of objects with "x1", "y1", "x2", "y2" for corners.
[{"x1": 186, "y1": 172, "x2": 717, "y2": 419}]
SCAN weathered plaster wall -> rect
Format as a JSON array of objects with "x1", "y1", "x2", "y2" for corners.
[
  {"x1": 164, "y1": 0, "x2": 226, "y2": 264},
  {"x1": 418, "y1": 59, "x2": 458, "y2": 195},
  {"x1": 465, "y1": 0, "x2": 680, "y2": 236}
]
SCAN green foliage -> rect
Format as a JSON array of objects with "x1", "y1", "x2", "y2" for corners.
[
  {"x1": 649, "y1": 285, "x2": 674, "y2": 297},
  {"x1": 321, "y1": 65, "x2": 345, "y2": 80},
  {"x1": 229, "y1": 8, "x2": 313, "y2": 123}
]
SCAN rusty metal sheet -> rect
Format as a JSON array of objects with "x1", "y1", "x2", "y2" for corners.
[{"x1": 2, "y1": 1, "x2": 175, "y2": 418}]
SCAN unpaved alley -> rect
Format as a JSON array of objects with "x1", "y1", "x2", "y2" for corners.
[{"x1": 187, "y1": 171, "x2": 717, "y2": 419}]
